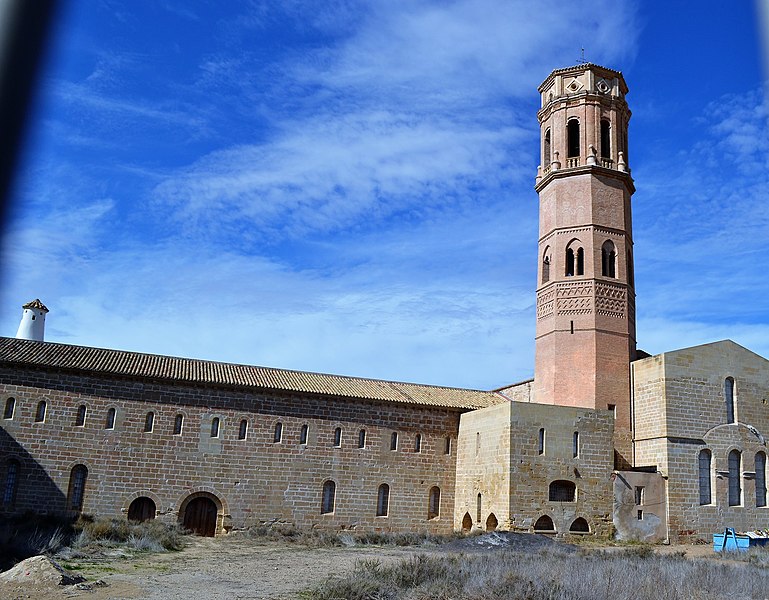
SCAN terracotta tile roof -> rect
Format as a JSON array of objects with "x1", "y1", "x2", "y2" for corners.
[
  {"x1": 0, "y1": 337, "x2": 504, "y2": 410},
  {"x1": 21, "y1": 299, "x2": 49, "y2": 312}
]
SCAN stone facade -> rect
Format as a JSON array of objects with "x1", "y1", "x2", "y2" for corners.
[{"x1": 1, "y1": 63, "x2": 767, "y2": 543}]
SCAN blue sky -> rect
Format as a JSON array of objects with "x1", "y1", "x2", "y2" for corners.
[{"x1": 1, "y1": 0, "x2": 767, "y2": 390}]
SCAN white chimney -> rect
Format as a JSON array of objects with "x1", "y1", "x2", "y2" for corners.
[{"x1": 15, "y1": 299, "x2": 49, "y2": 341}]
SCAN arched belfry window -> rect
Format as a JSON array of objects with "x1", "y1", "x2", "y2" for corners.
[
  {"x1": 601, "y1": 240, "x2": 616, "y2": 278},
  {"x1": 725, "y1": 377, "x2": 735, "y2": 424},
  {"x1": 728, "y1": 449, "x2": 742, "y2": 506},
  {"x1": 542, "y1": 247, "x2": 551, "y2": 284},
  {"x1": 567, "y1": 118, "x2": 580, "y2": 158},
  {"x1": 544, "y1": 128, "x2": 551, "y2": 165},
  {"x1": 698, "y1": 449, "x2": 712, "y2": 505},
  {"x1": 600, "y1": 119, "x2": 611, "y2": 159},
  {"x1": 565, "y1": 242, "x2": 584, "y2": 277}
]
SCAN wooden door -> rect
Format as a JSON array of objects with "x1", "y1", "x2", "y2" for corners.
[{"x1": 183, "y1": 497, "x2": 217, "y2": 536}]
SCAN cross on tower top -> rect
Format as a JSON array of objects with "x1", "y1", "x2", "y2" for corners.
[{"x1": 576, "y1": 47, "x2": 588, "y2": 64}]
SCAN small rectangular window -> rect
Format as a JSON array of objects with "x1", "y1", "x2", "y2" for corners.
[
  {"x1": 572, "y1": 431, "x2": 579, "y2": 458},
  {"x1": 634, "y1": 486, "x2": 645, "y2": 505},
  {"x1": 173, "y1": 414, "x2": 183, "y2": 435},
  {"x1": 444, "y1": 436, "x2": 451, "y2": 455},
  {"x1": 211, "y1": 417, "x2": 220, "y2": 438},
  {"x1": 390, "y1": 432, "x2": 398, "y2": 451},
  {"x1": 608, "y1": 404, "x2": 616, "y2": 417},
  {"x1": 358, "y1": 429, "x2": 366, "y2": 448},
  {"x1": 299, "y1": 424, "x2": 308, "y2": 445},
  {"x1": 239, "y1": 419, "x2": 248, "y2": 440},
  {"x1": 637, "y1": 510, "x2": 643, "y2": 521},
  {"x1": 333, "y1": 427, "x2": 342, "y2": 447},
  {"x1": 144, "y1": 411, "x2": 154, "y2": 432},
  {"x1": 273, "y1": 422, "x2": 283, "y2": 443},
  {"x1": 538, "y1": 428, "x2": 545, "y2": 455}
]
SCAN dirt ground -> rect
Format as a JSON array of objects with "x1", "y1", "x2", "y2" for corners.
[{"x1": 0, "y1": 534, "x2": 720, "y2": 600}]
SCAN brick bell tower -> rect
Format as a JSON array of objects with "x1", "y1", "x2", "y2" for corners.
[{"x1": 532, "y1": 64, "x2": 636, "y2": 461}]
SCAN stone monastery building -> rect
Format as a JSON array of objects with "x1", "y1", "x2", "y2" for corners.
[{"x1": 2, "y1": 63, "x2": 769, "y2": 542}]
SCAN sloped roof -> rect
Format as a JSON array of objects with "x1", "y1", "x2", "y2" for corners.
[
  {"x1": 21, "y1": 299, "x2": 49, "y2": 312},
  {"x1": 0, "y1": 337, "x2": 504, "y2": 410}
]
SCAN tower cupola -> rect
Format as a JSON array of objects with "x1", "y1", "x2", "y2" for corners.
[{"x1": 15, "y1": 298, "x2": 49, "y2": 342}]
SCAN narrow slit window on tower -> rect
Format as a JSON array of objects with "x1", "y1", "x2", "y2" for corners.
[
  {"x1": 300, "y1": 424, "x2": 309, "y2": 445},
  {"x1": 239, "y1": 419, "x2": 248, "y2": 440},
  {"x1": 572, "y1": 431, "x2": 579, "y2": 458},
  {"x1": 544, "y1": 128, "x2": 551, "y2": 165},
  {"x1": 173, "y1": 413, "x2": 183, "y2": 435},
  {"x1": 756, "y1": 452, "x2": 767, "y2": 508},
  {"x1": 211, "y1": 417, "x2": 220, "y2": 438},
  {"x1": 567, "y1": 118, "x2": 580, "y2": 158},
  {"x1": 476, "y1": 493, "x2": 482, "y2": 523},
  {"x1": 390, "y1": 432, "x2": 398, "y2": 451},
  {"x1": 601, "y1": 240, "x2": 616, "y2": 278},
  {"x1": 415, "y1": 433, "x2": 422, "y2": 453},
  {"x1": 627, "y1": 250, "x2": 634, "y2": 286},
  {"x1": 444, "y1": 436, "x2": 452, "y2": 455},
  {"x1": 105, "y1": 407, "x2": 116, "y2": 430},
  {"x1": 725, "y1": 377, "x2": 735, "y2": 424},
  {"x1": 538, "y1": 428, "x2": 545, "y2": 455},
  {"x1": 273, "y1": 422, "x2": 282, "y2": 443},
  {"x1": 576, "y1": 247, "x2": 584, "y2": 275},
  {"x1": 600, "y1": 119, "x2": 611, "y2": 158},
  {"x1": 358, "y1": 428, "x2": 366, "y2": 448},
  {"x1": 542, "y1": 248, "x2": 551, "y2": 283},
  {"x1": 333, "y1": 427, "x2": 342, "y2": 447}
]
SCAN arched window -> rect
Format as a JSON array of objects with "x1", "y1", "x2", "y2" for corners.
[
  {"x1": 698, "y1": 449, "x2": 712, "y2": 505},
  {"x1": 534, "y1": 515, "x2": 555, "y2": 532},
  {"x1": 567, "y1": 119, "x2": 580, "y2": 158},
  {"x1": 321, "y1": 480, "x2": 335, "y2": 514},
  {"x1": 105, "y1": 408, "x2": 116, "y2": 430},
  {"x1": 210, "y1": 417, "x2": 220, "y2": 438},
  {"x1": 756, "y1": 452, "x2": 767, "y2": 508},
  {"x1": 34, "y1": 400, "x2": 46, "y2": 423},
  {"x1": 565, "y1": 247, "x2": 575, "y2": 276},
  {"x1": 476, "y1": 492, "x2": 482, "y2": 523},
  {"x1": 333, "y1": 427, "x2": 342, "y2": 447},
  {"x1": 542, "y1": 247, "x2": 551, "y2": 283},
  {"x1": 68, "y1": 465, "x2": 88, "y2": 511},
  {"x1": 600, "y1": 119, "x2": 611, "y2": 159},
  {"x1": 570, "y1": 517, "x2": 590, "y2": 533},
  {"x1": 725, "y1": 377, "x2": 735, "y2": 424},
  {"x1": 273, "y1": 422, "x2": 282, "y2": 443},
  {"x1": 238, "y1": 419, "x2": 248, "y2": 440},
  {"x1": 376, "y1": 484, "x2": 390, "y2": 516},
  {"x1": 601, "y1": 240, "x2": 616, "y2": 278},
  {"x1": 3, "y1": 459, "x2": 19, "y2": 506},
  {"x1": 543, "y1": 128, "x2": 551, "y2": 165},
  {"x1": 461, "y1": 512, "x2": 472, "y2": 531},
  {"x1": 299, "y1": 424, "x2": 309, "y2": 445},
  {"x1": 538, "y1": 428, "x2": 545, "y2": 455},
  {"x1": 390, "y1": 432, "x2": 398, "y2": 451},
  {"x1": 576, "y1": 247, "x2": 584, "y2": 275},
  {"x1": 728, "y1": 449, "x2": 742, "y2": 506},
  {"x1": 173, "y1": 413, "x2": 183, "y2": 435},
  {"x1": 572, "y1": 431, "x2": 579, "y2": 458},
  {"x1": 143, "y1": 411, "x2": 154, "y2": 432},
  {"x1": 358, "y1": 429, "x2": 366, "y2": 448},
  {"x1": 3, "y1": 397, "x2": 15, "y2": 419},
  {"x1": 549, "y1": 480, "x2": 576, "y2": 502},
  {"x1": 75, "y1": 404, "x2": 87, "y2": 427},
  {"x1": 415, "y1": 433, "x2": 422, "y2": 453},
  {"x1": 428, "y1": 486, "x2": 440, "y2": 519},
  {"x1": 128, "y1": 497, "x2": 156, "y2": 522},
  {"x1": 486, "y1": 513, "x2": 498, "y2": 531}
]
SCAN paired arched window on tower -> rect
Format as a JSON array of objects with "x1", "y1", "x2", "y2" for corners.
[
  {"x1": 565, "y1": 242, "x2": 584, "y2": 277},
  {"x1": 601, "y1": 241, "x2": 616, "y2": 278},
  {"x1": 542, "y1": 247, "x2": 551, "y2": 283},
  {"x1": 567, "y1": 119, "x2": 580, "y2": 158}
]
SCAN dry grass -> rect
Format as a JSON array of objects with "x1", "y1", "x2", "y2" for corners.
[
  {"x1": 309, "y1": 548, "x2": 769, "y2": 600},
  {"x1": 231, "y1": 525, "x2": 464, "y2": 548}
]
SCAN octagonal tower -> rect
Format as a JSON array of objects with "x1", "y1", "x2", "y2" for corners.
[{"x1": 532, "y1": 64, "x2": 636, "y2": 460}]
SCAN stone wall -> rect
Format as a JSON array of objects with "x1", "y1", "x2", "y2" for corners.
[
  {"x1": 455, "y1": 401, "x2": 615, "y2": 537},
  {"x1": 0, "y1": 365, "x2": 461, "y2": 534}
]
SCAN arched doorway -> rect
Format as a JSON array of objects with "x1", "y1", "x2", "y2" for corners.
[
  {"x1": 128, "y1": 497, "x2": 156, "y2": 522},
  {"x1": 485, "y1": 513, "x2": 498, "y2": 532},
  {"x1": 182, "y1": 496, "x2": 218, "y2": 537},
  {"x1": 533, "y1": 515, "x2": 555, "y2": 533},
  {"x1": 461, "y1": 512, "x2": 473, "y2": 532}
]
